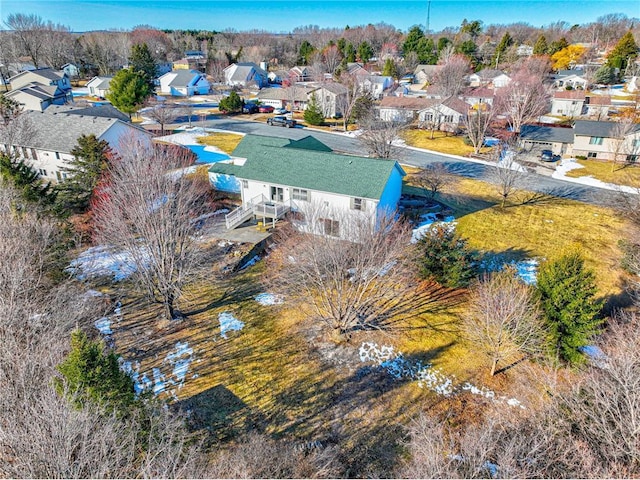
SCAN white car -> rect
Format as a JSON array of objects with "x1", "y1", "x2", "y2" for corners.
[{"x1": 274, "y1": 107, "x2": 289, "y2": 115}]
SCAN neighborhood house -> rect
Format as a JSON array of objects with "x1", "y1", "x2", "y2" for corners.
[{"x1": 208, "y1": 135, "x2": 405, "y2": 238}]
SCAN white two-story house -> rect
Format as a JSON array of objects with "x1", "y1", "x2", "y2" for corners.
[{"x1": 208, "y1": 135, "x2": 406, "y2": 238}]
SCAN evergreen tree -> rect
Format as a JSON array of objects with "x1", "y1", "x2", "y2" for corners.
[
  {"x1": 337, "y1": 37, "x2": 347, "y2": 56},
  {"x1": 129, "y1": 43, "x2": 157, "y2": 91},
  {"x1": 456, "y1": 39, "x2": 478, "y2": 62},
  {"x1": 55, "y1": 134, "x2": 112, "y2": 214},
  {"x1": 382, "y1": 58, "x2": 400, "y2": 78},
  {"x1": 303, "y1": 94, "x2": 325, "y2": 125},
  {"x1": 106, "y1": 67, "x2": 152, "y2": 118},
  {"x1": 593, "y1": 64, "x2": 617, "y2": 84},
  {"x1": 536, "y1": 251, "x2": 604, "y2": 365},
  {"x1": 403, "y1": 26, "x2": 425, "y2": 55},
  {"x1": 298, "y1": 40, "x2": 315, "y2": 65},
  {"x1": 416, "y1": 224, "x2": 479, "y2": 288},
  {"x1": 55, "y1": 330, "x2": 138, "y2": 414},
  {"x1": 437, "y1": 37, "x2": 451, "y2": 54},
  {"x1": 357, "y1": 41, "x2": 374, "y2": 63},
  {"x1": 219, "y1": 90, "x2": 243, "y2": 113},
  {"x1": 533, "y1": 34, "x2": 548, "y2": 55},
  {"x1": 494, "y1": 32, "x2": 514, "y2": 65},
  {"x1": 344, "y1": 42, "x2": 357, "y2": 63},
  {"x1": 0, "y1": 154, "x2": 55, "y2": 205},
  {"x1": 417, "y1": 37, "x2": 437, "y2": 64},
  {"x1": 606, "y1": 31, "x2": 639, "y2": 72},
  {"x1": 548, "y1": 37, "x2": 569, "y2": 56}
]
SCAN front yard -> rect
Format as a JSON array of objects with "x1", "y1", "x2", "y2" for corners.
[
  {"x1": 563, "y1": 158, "x2": 640, "y2": 188},
  {"x1": 402, "y1": 129, "x2": 494, "y2": 157}
]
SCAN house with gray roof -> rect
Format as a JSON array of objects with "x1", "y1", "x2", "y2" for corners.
[
  {"x1": 418, "y1": 96, "x2": 470, "y2": 133},
  {"x1": 208, "y1": 134, "x2": 406, "y2": 237},
  {"x1": 44, "y1": 103, "x2": 131, "y2": 123},
  {"x1": 572, "y1": 120, "x2": 640, "y2": 161},
  {"x1": 86, "y1": 76, "x2": 113, "y2": 98},
  {"x1": 0, "y1": 110, "x2": 151, "y2": 182},
  {"x1": 4, "y1": 83, "x2": 68, "y2": 112},
  {"x1": 223, "y1": 63, "x2": 268, "y2": 89},
  {"x1": 9, "y1": 68, "x2": 72, "y2": 98},
  {"x1": 519, "y1": 125, "x2": 576, "y2": 155},
  {"x1": 158, "y1": 70, "x2": 210, "y2": 96}
]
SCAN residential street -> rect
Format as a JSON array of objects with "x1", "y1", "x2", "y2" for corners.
[{"x1": 200, "y1": 117, "x2": 623, "y2": 208}]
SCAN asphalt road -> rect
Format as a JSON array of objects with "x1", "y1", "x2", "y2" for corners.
[{"x1": 199, "y1": 117, "x2": 622, "y2": 207}]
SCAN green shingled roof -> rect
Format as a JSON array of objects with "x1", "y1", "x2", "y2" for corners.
[{"x1": 209, "y1": 134, "x2": 405, "y2": 200}]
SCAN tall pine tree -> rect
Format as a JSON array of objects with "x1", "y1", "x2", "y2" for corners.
[
  {"x1": 129, "y1": 43, "x2": 158, "y2": 91},
  {"x1": 55, "y1": 134, "x2": 112, "y2": 214},
  {"x1": 606, "y1": 31, "x2": 639, "y2": 72},
  {"x1": 106, "y1": 67, "x2": 153, "y2": 118},
  {"x1": 536, "y1": 251, "x2": 603, "y2": 365}
]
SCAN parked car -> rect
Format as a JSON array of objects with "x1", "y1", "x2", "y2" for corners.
[
  {"x1": 540, "y1": 149, "x2": 554, "y2": 162},
  {"x1": 267, "y1": 116, "x2": 297, "y2": 128},
  {"x1": 274, "y1": 107, "x2": 289, "y2": 115},
  {"x1": 258, "y1": 105, "x2": 274, "y2": 113},
  {"x1": 242, "y1": 103, "x2": 259, "y2": 114}
]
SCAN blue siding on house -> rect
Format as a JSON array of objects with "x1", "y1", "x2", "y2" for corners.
[{"x1": 376, "y1": 165, "x2": 404, "y2": 217}]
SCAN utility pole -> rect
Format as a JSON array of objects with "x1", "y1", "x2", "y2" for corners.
[{"x1": 426, "y1": 0, "x2": 432, "y2": 34}]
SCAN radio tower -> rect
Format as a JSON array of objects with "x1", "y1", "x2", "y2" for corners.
[{"x1": 426, "y1": 0, "x2": 431, "y2": 33}]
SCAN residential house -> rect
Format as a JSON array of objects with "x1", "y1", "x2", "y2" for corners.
[
  {"x1": 422, "y1": 84, "x2": 446, "y2": 99},
  {"x1": 268, "y1": 70, "x2": 288, "y2": 84},
  {"x1": 208, "y1": 135, "x2": 406, "y2": 238},
  {"x1": 223, "y1": 62, "x2": 269, "y2": 89},
  {"x1": 345, "y1": 63, "x2": 370, "y2": 77},
  {"x1": 309, "y1": 83, "x2": 348, "y2": 118},
  {"x1": 377, "y1": 96, "x2": 436, "y2": 122},
  {"x1": 44, "y1": 103, "x2": 131, "y2": 123},
  {"x1": 4, "y1": 83, "x2": 68, "y2": 112},
  {"x1": 551, "y1": 90, "x2": 586, "y2": 117},
  {"x1": 360, "y1": 75, "x2": 394, "y2": 100},
  {"x1": 158, "y1": 70, "x2": 210, "y2": 96},
  {"x1": 469, "y1": 69, "x2": 511, "y2": 88},
  {"x1": 0, "y1": 110, "x2": 151, "y2": 182},
  {"x1": 553, "y1": 69, "x2": 588, "y2": 89},
  {"x1": 519, "y1": 124, "x2": 576, "y2": 156},
  {"x1": 257, "y1": 86, "x2": 315, "y2": 110},
  {"x1": 572, "y1": 120, "x2": 640, "y2": 162},
  {"x1": 288, "y1": 66, "x2": 311, "y2": 83},
  {"x1": 584, "y1": 95, "x2": 612, "y2": 120},
  {"x1": 86, "y1": 76, "x2": 112, "y2": 98},
  {"x1": 417, "y1": 97, "x2": 469, "y2": 133},
  {"x1": 413, "y1": 64, "x2": 440, "y2": 85},
  {"x1": 517, "y1": 45, "x2": 534, "y2": 56},
  {"x1": 462, "y1": 86, "x2": 495, "y2": 108},
  {"x1": 61, "y1": 63, "x2": 80, "y2": 79},
  {"x1": 8, "y1": 68, "x2": 72, "y2": 100}
]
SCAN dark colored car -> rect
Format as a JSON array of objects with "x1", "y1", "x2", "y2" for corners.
[
  {"x1": 258, "y1": 105, "x2": 274, "y2": 113},
  {"x1": 540, "y1": 149, "x2": 554, "y2": 162},
  {"x1": 267, "y1": 116, "x2": 297, "y2": 128},
  {"x1": 242, "y1": 103, "x2": 259, "y2": 114}
]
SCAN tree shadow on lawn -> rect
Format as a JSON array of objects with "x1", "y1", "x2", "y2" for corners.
[
  {"x1": 267, "y1": 341, "x2": 457, "y2": 477},
  {"x1": 478, "y1": 247, "x2": 534, "y2": 273}
]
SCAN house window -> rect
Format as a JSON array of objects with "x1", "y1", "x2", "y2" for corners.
[
  {"x1": 56, "y1": 171, "x2": 62, "y2": 181},
  {"x1": 587, "y1": 152, "x2": 597, "y2": 158},
  {"x1": 38, "y1": 168, "x2": 47, "y2": 177},
  {"x1": 626, "y1": 154, "x2": 638, "y2": 163},
  {"x1": 21, "y1": 147, "x2": 29, "y2": 159},
  {"x1": 589, "y1": 136, "x2": 604, "y2": 145},
  {"x1": 633, "y1": 139, "x2": 640, "y2": 148},
  {"x1": 443, "y1": 115, "x2": 454, "y2": 123},
  {"x1": 292, "y1": 188, "x2": 309, "y2": 201},
  {"x1": 55, "y1": 152, "x2": 60, "y2": 159},
  {"x1": 31, "y1": 148, "x2": 37, "y2": 159},
  {"x1": 241, "y1": 179, "x2": 248, "y2": 188},
  {"x1": 321, "y1": 218, "x2": 340, "y2": 237},
  {"x1": 351, "y1": 197, "x2": 364, "y2": 211}
]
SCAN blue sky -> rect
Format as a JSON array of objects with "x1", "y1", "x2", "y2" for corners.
[{"x1": 1, "y1": 0, "x2": 638, "y2": 33}]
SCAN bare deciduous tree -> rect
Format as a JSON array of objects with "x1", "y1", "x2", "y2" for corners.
[
  {"x1": 494, "y1": 67, "x2": 551, "y2": 136},
  {"x1": 412, "y1": 163, "x2": 454, "y2": 199},
  {"x1": 272, "y1": 208, "x2": 452, "y2": 340},
  {"x1": 358, "y1": 118, "x2": 407, "y2": 159},
  {"x1": 93, "y1": 135, "x2": 209, "y2": 320},
  {"x1": 5, "y1": 13, "x2": 47, "y2": 68},
  {"x1": 462, "y1": 106, "x2": 495, "y2": 154},
  {"x1": 610, "y1": 116, "x2": 640, "y2": 171},
  {"x1": 462, "y1": 269, "x2": 545, "y2": 376},
  {"x1": 144, "y1": 98, "x2": 182, "y2": 136},
  {"x1": 432, "y1": 54, "x2": 471, "y2": 98},
  {"x1": 490, "y1": 145, "x2": 525, "y2": 208},
  {"x1": 335, "y1": 72, "x2": 364, "y2": 131}
]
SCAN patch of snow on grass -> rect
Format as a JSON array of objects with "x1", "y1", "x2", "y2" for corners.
[
  {"x1": 68, "y1": 245, "x2": 149, "y2": 282},
  {"x1": 553, "y1": 158, "x2": 639, "y2": 194},
  {"x1": 165, "y1": 341, "x2": 193, "y2": 388},
  {"x1": 239, "y1": 255, "x2": 260, "y2": 270},
  {"x1": 219, "y1": 311, "x2": 244, "y2": 339},
  {"x1": 360, "y1": 342, "x2": 523, "y2": 406},
  {"x1": 580, "y1": 345, "x2": 608, "y2": 368},
  {"x1": 411, "y1": 215, "x2": 457, "y2": 243},
  {"x1": 94, "y1": 317, "x2": 112, "y2": 335},
  {"x1": 152, "y1": 368, "x2": 166, "y2": 394},
  {"x1": 255, "y1": 293, "x2": 284, "y2": 305},
  {"x1": 514, "y1": 258, "x2": 539, "y2": 285}
]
